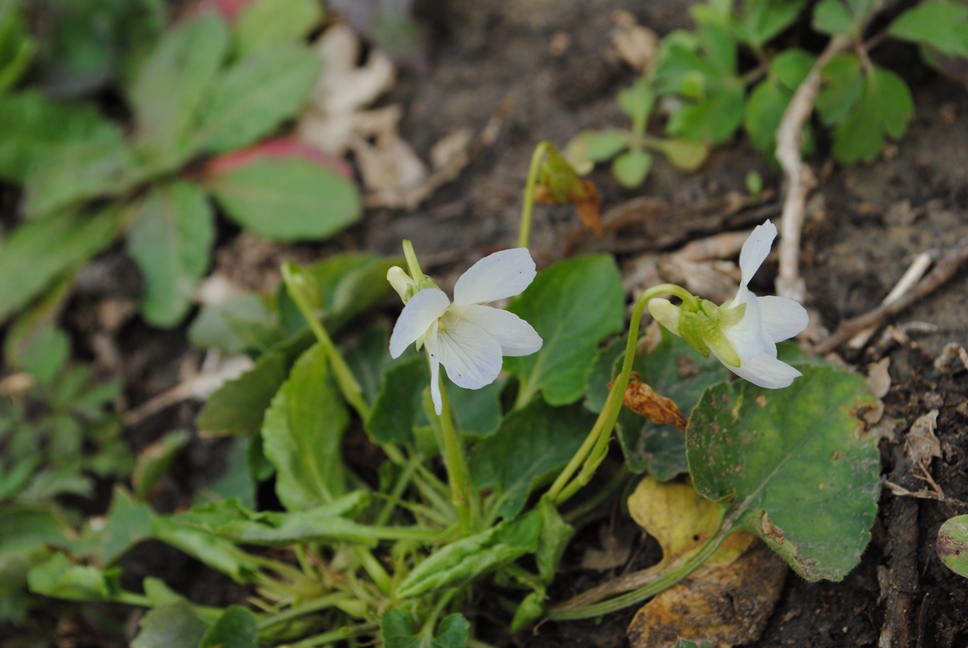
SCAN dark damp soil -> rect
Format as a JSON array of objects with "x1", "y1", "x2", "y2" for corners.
[{"x1": 10, "y1": 1, "x2": 968, "y2": 646}]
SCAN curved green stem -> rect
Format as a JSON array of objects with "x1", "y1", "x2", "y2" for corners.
[
  {"x1": 433, "y1": 366, "x2": 479, "y2": 535},
  {"x1": 549, "y1": 507, "x2": 730, "y2": 620},
  {"x1": 518, "y1": 141, "x2": 551, "y2": 249},
  {"x1": 546, "y1": 284, "x2": 696, "y2": 506}
]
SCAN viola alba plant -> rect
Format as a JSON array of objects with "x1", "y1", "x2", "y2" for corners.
[
  {"x1": 648, "y1": 220, "x2": 809, "y2": 388},
  {"x1": 388, "y1": 245, "x2": 543, "y2": 414}
]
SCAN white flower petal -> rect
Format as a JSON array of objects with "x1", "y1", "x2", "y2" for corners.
[
  {"x1": 721, "y1": 291, "x2": 772, "y2": 358},
  {"x1": 453, "y1": 248, "x2": 536, "y2": 306},
  {"x1": 434, "y1": 315, "x2": 503, "y2": 390},
  {"x1": 389, "y1": 288, "x2": 450, "y2": 358},
  {"x1": 450, "y1": 304, "x2": 542, "y2": 356},
  {"x1": 738, "y1": 220, "x2": 777, "y2": 287},
  {"x1": 726, "y1": 353, "x2": 802, "y2": 389},
  {"x1": 757, "y1": 295, "x2": 809, "y2": 342},
  {"x1": 425, "y1": 326, "x2": 443, "y2": 415}
]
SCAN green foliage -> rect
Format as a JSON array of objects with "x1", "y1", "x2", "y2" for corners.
[
  {"x1": 0, "y1": 10, "x2": 360, "y2": 329},
  {"x1": 0, "y1": 0, "x2": 35, "y2": 93},
  {"x1": 380, "y1": 610, "x2": 469, "y2": 648},
  {"x1": 469, "y1": 401, "x2": 595, "y2": 521},
  {"x1": 261, "y1": 343, "x2": 349, "y2": 510},
  {"x1": 688, "y1": 363, "x2": 881, "y2": 580},
  {"x1": 504, "y1": 255, "x2": 624, "y2": 406},
  {"x1": 577, "y1": 0, "x2": 968, "y2": 187},
  {"x1": 0, "y1": 327, "x2": 131, "y2": 505},
  {"x1": 888, "y1": 2, "x2": 968, "y2": 58},
  {"x1": 397, "y1": 511, "x2": 541, "y2": 599}
]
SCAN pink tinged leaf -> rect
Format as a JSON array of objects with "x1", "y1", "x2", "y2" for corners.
[
  {"x1": 190, "y1": 0, "x2": 248, "y2": 21},
  {"x1": 453, "y1": 248, "x2": 537, "y2": 306},
  {"x1": 434, "y1": 314, "x2": 503, "y2": 390},
  {"x1": 450, "y1": 304, "x2": 542, "y2": 357},
  {"x1": 389, "y1": 289, "x2": 449, "y2": 358},
  {"x1": 204, "y1": 137, "x2": 354, "y2": 179},
  {"x1": 738, "y1": 220, "x2": 777, "y2": 287},
  {"x1": 757, "y1": 295, "x2": 809, "y2": 342}
]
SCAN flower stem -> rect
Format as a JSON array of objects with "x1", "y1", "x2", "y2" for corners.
[
  {"x1": 432, "y1": 365, "x2": 479, "y2": 535},
  {"x1": 518, "y1": 141, "x2": 550, "y2": 249},
  {"x1": 546, "y1": 284, "x2": 696, "y2": 505},
  {"x1": 549, "y1": 507, "x2": 729, "y2": 620}
]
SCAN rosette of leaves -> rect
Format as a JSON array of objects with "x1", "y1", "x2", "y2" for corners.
[
  {"x1": 570, "y1": 77, "x2": 708, "y2": 188},
  {"x1": 0, "y1": 0, "x2": 360, "y2": 328}
]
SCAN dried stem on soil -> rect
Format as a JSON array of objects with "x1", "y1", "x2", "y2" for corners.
[
  {"x1": 774, "y1": 35, "x2": 851, "y2": 302},
  {"x1": 813, "y1": 240, "x2": 968, "y2": 356}
]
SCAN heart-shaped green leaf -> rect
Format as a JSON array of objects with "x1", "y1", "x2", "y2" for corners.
[
  {"x1": 687, "y1": 363, "x2": 880, "y2": 581},
  {"x1": 505, "y1": 255, "x2": 624, "y2": 407}
]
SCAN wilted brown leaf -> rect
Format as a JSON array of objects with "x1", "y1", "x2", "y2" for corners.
[
  {"x1": 627, "y1": 540, "x2": 787, "y2": 648},
  {"x1": 613, "y1": 372, "x2": 686, "y2": 431}
]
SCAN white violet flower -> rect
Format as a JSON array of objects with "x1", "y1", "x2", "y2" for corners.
[
  {"x1": 648, "y1": 220, "x2": 809, "y2": 389},
  {"x1": 388, "y1": 248, "x2": 543, "y2": 414}
]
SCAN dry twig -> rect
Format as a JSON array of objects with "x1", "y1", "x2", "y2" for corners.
[
  {"x1": 774, "y1": 35, "x2": 851, "y2": 302},
  {"x1": 814, "y1": 241, "x2": 968, "y2": 356}
]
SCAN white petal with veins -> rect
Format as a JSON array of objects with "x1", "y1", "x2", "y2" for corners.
[
  {"x1": 450, "y1": 304, "x2": 542, "y2": 356},
  {"x1": 389, "y1": 288, "x2": 449, "y2": 358},
  {"x1": 453, "y1": 248, "x2": 536, "y2": 306},
  {"x1": 738, "y1": 221, "x2": 776, "y2": 287},
  {"x1": 435, "y1": 314, "x2": 503, "y2": 390}
]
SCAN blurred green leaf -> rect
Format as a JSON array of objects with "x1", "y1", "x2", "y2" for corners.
[
  {"x1": 206, "y1": 157, "x2": 361, "y2": 241},
  {"x1": 816, "y1": 54, "x2": 862, "y2": 126},
  {"x1": 744, "y1": 48, "x2": 815, "y2": 152},
  {"x1": 366, "y1": 354, "x2": 426, "y2": 448},
  {"x1": 150, "y1": 516, "x2": 259, "y2": 583},
  {"x1": 196, "y1": 352, "x2": 288, "y2": 437},
  {"x1": 189, "y1": 293, "x2": 279, "y2": 355},
  {"x1": 82, "y1": 486, "x2": 153, "y2": 566},
  {"x1": 612, "y1": 149, "x2": 652, "y2": 187},
  {"x1": 653, "y1": 137, "x2": 708, "y2": 171},
  {"x1": 0, "y1": 506, "x2": 68, "y2": 597},
  {"x1": 192, "y1": 45, "x2": 320, "y2": 153},
  {"x1": 234, "y1": 0, "x2": 323, "y2": 56},
  {"x1": 132, "y1": 430, "x2": 191, "y2": 501},
  {"x1": 470, "y1": 401, "x2": 595, "y2": 521},
  {"x1": 734, "y1": 0, "x2": 805, "y2": 49},
  {"x1": 585, "y1": 129, "x2": 629, "y2": 162},
  {"x1": 174, "y1": 496, "x2": 378, "y2": 547},
  {"x1": 812, "y1": 0, "x2": 875, "y2": 37},
  {"x1": 126, "y1": 181, "x2": 215, "y2": 327},
  {"x1": 397, "y1": 510, "x2": 541, "y2": 599},
  {"x1": 0, "y1": 91, "x2": 121, "y2": 183},
  {"x1": 24, "y1": 138, "x2": 144, "y2": 219},
  {"x1": 130, "y1": 13, "x2": 229, "y2": 165},
  {"x1": 200, "y1": 606, "x2": 259, "y2": 648},
  {"x1": 0, "y1": 1, "x2": 36, "y2": 93},
  {"x1": 16, "y1": 324, "x2": 69, "y2": 384},
  {"x1": 261, "y1": 343, "x2": 348, "y2": 510},
  {"x1": 131, "y1": 599, "x2": 208, "y2": 648},
  {"x1": 0, "y1": 205, "x2": 124, "y2": 323},
  {"x1": 617, "y1": 77, "x2": 655, "y2": 124},
  {"x1": 831, "y1": 66, "x2": 913, "y2": 163},
  {"x1": 27, "y1": 553, "x2": 121, "y2": 602},
  {"x1": 667, "y1": 83, "x2": 745, "y2": 144},
  {"x1": 688, "y1": 363, "x2": 880, "y2": 580},
  {"x1": 381, "y1": 610, "x2": 470, "y2": 648},
  {"x1": 505, "y1": 255, "x2": 624, "y2": 406},
  {"x1": 888, "y1": 3, "x2": 968, "y2": 58}
]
